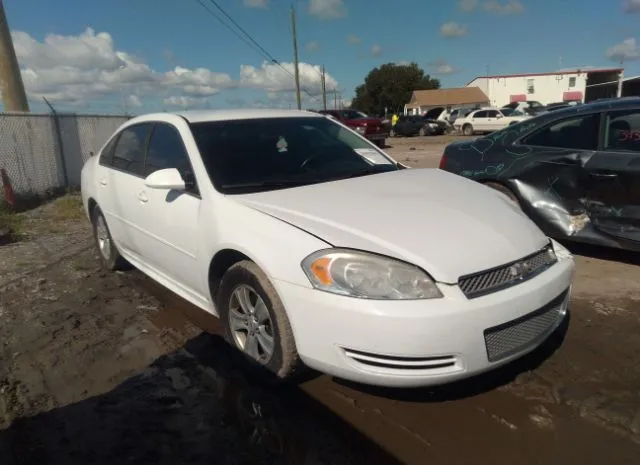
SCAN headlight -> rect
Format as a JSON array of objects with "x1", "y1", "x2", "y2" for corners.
[
  {"x1": 301, "y1": 249, "x2": 442, "y2": 300},
  {"x1": 355, "y1": 126, "x2": 366, "y2": 134}
]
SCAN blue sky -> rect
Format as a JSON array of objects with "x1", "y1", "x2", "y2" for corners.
[{"x1": 4, "y1": 0, "x2": 640, "y2": 113}]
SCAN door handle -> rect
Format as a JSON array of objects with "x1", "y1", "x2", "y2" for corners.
[
  {"x1": 137, "y1": 191, "x2": 149, "y2": 203},
  {"x1": 590, "y1": 172, "x2": 618, "y2": 179},
  {"x1": 99, "y1": 178, "x2": 107, "y2": 186}
]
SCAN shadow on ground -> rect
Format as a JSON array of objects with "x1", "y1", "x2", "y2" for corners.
[{"x1": 0, "y1": 334, "x2": 400, "y2": 465}]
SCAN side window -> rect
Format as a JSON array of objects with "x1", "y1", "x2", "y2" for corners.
[
  {"x1": 474, "y1": 111, "x2": 487, "y2": 118},
  {"x1": 98, "y1": 134, "x2": 119, "y2": 167},
  {"x1": 604, "y1": 110, "x2": 640, "y2": 153},
  {"x1": 486, "y1": 110, "x2": 499, "y2": 118},
  {"x1": 145, "y1": 123, "x2": 199, "y2": 193},
  {"x1": 111, "y1": 124, "x2": 151, "y2": 175},
  {"x1": 522, "y1": 113, "x2": 600, "y2": 150}
]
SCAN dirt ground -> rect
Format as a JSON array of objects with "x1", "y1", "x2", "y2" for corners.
[{"x1": 1, "y1": 136, "x2": 640, "y2": 465}]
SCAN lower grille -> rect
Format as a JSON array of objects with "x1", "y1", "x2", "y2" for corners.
[{"x1": 484, "y1": 289, "x2": 569, "y2": 363}]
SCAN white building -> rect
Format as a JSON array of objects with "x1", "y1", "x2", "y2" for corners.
[{"x1": 466, "y1": 68, "x2": 624, "y2": 107}]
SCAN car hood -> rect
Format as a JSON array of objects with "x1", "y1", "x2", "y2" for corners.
[{"x1": 231, "y1": 169, "x2": 548, "y2": 283}]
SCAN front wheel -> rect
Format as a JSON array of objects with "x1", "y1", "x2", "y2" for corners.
[
  {"x1": 218, "y1": 261, "x2": 301, "y2": 380},
  {"x1": 462, "y1": 124, "x2": 474, "y2": 136},
  {"x1": 418, "y1": 127, "x2": 426, "y2": 137}
]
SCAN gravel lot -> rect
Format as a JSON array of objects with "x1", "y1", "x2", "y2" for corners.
[{"x1": 1, "y1": 135, "x2": 640, "y2": 465}]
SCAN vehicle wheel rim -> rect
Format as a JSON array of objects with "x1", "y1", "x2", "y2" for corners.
[
  {"x1": 95, "y1": 215, "x2": 111, "y2": 261},
  {"x1": 228, "y1": 285, "x2": 275, "y2": 364}
]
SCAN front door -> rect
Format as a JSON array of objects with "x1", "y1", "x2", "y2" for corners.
[
  {"x1": 133, "y1": 121, "x2": 205, "y2": 299},
  {"x1": 583, "y1": 108, "x2": 640, "y2": 242},
  {"x1": 470, "y1": 110, "x2": 489, "y2": 131}
]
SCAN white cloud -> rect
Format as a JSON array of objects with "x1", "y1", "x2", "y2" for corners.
[
  {"x1": 306, "y1": 41, "x2": 320, "y2": 52},
  {"x1": 163, "y1": 96, "x2": 209, "y2": 108},
  {"x1": 440, "y1": 22, "x2": 467, "y2": 37},
  {"x1": 624, "y1": 0, "x2": 640, "y2": 13},
  {"x1": 126, "y1": 94, "x2": 142, "y2": 108},
  {"x1": 244, "y1": 0, "x2": 268, "y2": 8},
  {"x1": 428, "y1": 59, "x2": 458, "y2": 75},
  {"x1": 371, "y1": 44, "x2": 383, "y2": 57},
  {"x1": 239, "y1": 61, "x2": 338, "y2": 95},
  {"x1": 459, "y1": 0, "x2": 478, "y2": 11},
  {"x1": 11, "y1": 28, "x2": 339, "y2": 108},
  {"x1": 606, "y1": 37, "x2": 640, "y2": 62},
  {"x1": 483, "y1": 0, "x2": 525, "y2": 15},
  {"x1": 308, "y1": 0, "x2": 347, "y2": 19},
  {"x1": 347, "y1": 34, "x2": 361, "y2": 44}
]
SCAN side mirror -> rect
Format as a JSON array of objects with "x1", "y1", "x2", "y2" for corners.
[
  {"x1": 144, "y1": 168, "x2": 186, "y2": 191},
  {"x1": 496, "y1": 114, "x2": 503, "y2": 118}
]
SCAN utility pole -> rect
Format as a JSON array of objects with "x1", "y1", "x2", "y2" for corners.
[
  {"x1": 321, "y1": 65, "x2": 327, "y2": 111},
  {"x1": 0, "y1": 0, "x2": 29, "y2": 111},
  {"x1": 617, "y1": 59, "x2": 624, "y2": 98},
  {"x1": 290, "y1": 5, "x2": 301, "y2": 110},
  {"x1": 333, "y1": 89, "x2": 337, "y2": 109}
]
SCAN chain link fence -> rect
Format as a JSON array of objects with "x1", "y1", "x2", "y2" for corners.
[{"x1": 0, "y1": 112, "x2": 130, "y2": 197}]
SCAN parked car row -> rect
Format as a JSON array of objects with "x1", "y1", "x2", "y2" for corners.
[{"x1": 81, "y1": 107, "x2": 576, "y2": 389}]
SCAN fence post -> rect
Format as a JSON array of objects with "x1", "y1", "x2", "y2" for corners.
[{"x1": 43, "y1": 97, "x2": 69, "y2": 188}]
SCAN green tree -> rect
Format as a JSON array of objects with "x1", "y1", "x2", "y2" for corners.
[{"x1": 350, "y1": 62, "x2": 440, "y2": 115}]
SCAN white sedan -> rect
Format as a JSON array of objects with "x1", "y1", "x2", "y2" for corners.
[
  {"x1": 454, "y1": 108, "x2": 531, "y2": 136},
  {"x1": 81, "y1": 109, "x2": 575, "y2": 388}
]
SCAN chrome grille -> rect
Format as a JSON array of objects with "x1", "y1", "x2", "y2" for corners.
[
  {"x1": 458, "y1": 243, "x2": 557, "y2": 299},
  {"x1": 484, "y1": 289, "x2": 568, "y2": 363}
]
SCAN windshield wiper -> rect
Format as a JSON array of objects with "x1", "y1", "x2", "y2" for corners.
[{"x1": 330, "y1": 165, "x2": 397, "y2": 181}]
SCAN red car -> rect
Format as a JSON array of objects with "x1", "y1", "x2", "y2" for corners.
[{"x1": 318, "y1": 109, "x2": 389, "y2": 147}]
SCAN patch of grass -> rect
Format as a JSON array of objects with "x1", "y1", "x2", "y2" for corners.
[
  {"x1": 51, "y1": 195, "x2": 84, "y2": 220},
  {"x1": 0, "y1": 205, "x2": 24, "y2": 237}
]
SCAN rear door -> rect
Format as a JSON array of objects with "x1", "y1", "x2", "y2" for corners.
[
  {"x1": 583, "y1": 108, "x2": 640, "y2": 241},
  {"x1": 97, "y1": 123, "x2": 153, "y2": 255}
]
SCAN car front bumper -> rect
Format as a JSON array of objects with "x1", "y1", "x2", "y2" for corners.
[{"x1": 273, "y1": 256, "x2": 574, "y2": 388}]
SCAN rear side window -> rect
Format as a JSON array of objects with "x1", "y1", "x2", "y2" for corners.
[
  {"x1": 98, "y1": 135, "x2": 119, "y2": 167},
  {"x1": 604, "y1": 110, "x2": 640, "y2": 153},
  {"x1": 474, "y1": 111, "x2": 488, "y2": 118},
  {"x1": 522, "y1": 113, "x2": 600, "y2": 150},
  {"x1": 111, "y1": 124, "x2": 152, "y2": 175}
]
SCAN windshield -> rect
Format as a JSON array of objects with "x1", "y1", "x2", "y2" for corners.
[{"x1": 189, "y1": 117, "x2": 398, "y2": 194}]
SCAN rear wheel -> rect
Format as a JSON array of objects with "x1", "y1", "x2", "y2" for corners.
[
  {"x1": 462, "y1": 124, "x2": 474, "y2": 136},
  {"x1": 91, "y1": 207, "x2": 127, "y2": 270},
  {"x1": 484, "y1": 182, "x2": 520, "y2": 208},
  {"x1": 218, "y1": 261, "x2": 301, "y2": 380}
]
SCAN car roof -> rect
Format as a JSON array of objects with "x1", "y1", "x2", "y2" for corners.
[
  {"x1": 127, "y1": 108, "x2": 322, "y2": 125},
  {"x1": 532, "y1": 97, "x2": 640, "y2": 120}
]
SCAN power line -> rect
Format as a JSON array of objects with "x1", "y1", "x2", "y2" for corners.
[{"x1": 193, "y1": 0, "x2": 320, "y2": 100}]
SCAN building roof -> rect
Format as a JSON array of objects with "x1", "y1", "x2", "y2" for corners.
[
  {"x1": 467, "y1": 68, "x2": 623, "y2": 85},
  {"x1": 406, "y1": 87, "x2": 489, "y2": 108}
]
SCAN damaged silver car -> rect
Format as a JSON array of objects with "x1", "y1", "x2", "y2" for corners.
[{"x1": 439, "y1": 97, "x2": 640, "y2": 250}]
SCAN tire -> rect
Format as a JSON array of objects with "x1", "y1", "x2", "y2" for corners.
[
  {"x1": 484, "y1": 182, "x2": 521, "y2": 208},
  {"x1": 418, "y1": 127, "x2": 426, "y2": 137},
  {"x1": 462, "y1": 124, "x2": 474, "y2": 136},
  {"x1": 217, "y1": 260, "x2": 301, "y2": 380},
  {"x1": 91, "y1": 206, "x2": 127, "y2": 271},
  {"x1": 375, "y1": 139, "x2": 385, "y2": 148}
]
